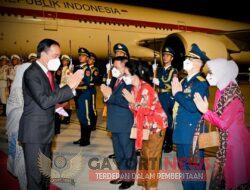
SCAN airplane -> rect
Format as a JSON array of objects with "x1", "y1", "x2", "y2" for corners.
[{"x1": 0, "y1": 0, "x2": 250, "y2": 71}]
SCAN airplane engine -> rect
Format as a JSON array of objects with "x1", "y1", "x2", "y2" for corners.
[{"x1": 162, "y1": 32, "x2": 228, "y2": 71}]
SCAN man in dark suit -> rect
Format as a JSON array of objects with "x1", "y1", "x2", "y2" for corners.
[
  {"x1": 100, "y1": 56, "x2": 137, "y2": 190},
  {"x1": 104, "y1": 43, "x2": 130, "y2": 159},
  {"x1": 18, "y1": 39, "x2": 83, "y2": 190}
]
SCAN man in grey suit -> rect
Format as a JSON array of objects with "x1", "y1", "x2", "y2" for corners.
[
  {"x1": 100, "y1": 56, "x2": 137, "y2": 190},
  {"x1": 18, "y1": 39, "x2": 83, "y2": 190}
]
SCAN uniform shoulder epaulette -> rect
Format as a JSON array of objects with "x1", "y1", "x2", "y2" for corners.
[{"x1": 196, "y1": 76, "x2": 206, "y2": 82}]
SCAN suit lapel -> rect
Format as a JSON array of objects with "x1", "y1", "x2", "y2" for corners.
[
  {"x1": 33, "y1": 62, "x2": 52, "y2": 92},
  {"x1": 53, "y1": 77, "x2": 59, "y2": 91},
  {"x1": 112, "y1": 80, "x2": 124, "y2": 94}
]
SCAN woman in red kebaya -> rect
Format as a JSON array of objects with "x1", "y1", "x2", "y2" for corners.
[{"x1": 122, "y1": 61, "x2": 168, "y2": 190}]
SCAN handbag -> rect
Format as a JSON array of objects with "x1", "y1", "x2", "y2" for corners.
[
  {"x1": 199, "y1": 122, "x2": 220, "y2": 149},
  {"x1": 130, "y1": 127, "x2": 150, "y2": 140}
]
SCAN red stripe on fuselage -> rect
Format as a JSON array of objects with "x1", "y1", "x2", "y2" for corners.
[{"x1": 0, "y1": 6, "x2": 223, "y2": 33}]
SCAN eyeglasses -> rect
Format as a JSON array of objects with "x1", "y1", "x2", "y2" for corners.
[{"x1": 185, "y1": 56, "x2": 199, "y2": 61}]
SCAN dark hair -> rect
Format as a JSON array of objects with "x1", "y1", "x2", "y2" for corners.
[
  {"x1": 112, "y1": 56, "x2": 128, "y2": 64},
  {"x1": 37, "y1": 39, "x2": 60, "y2": 58},
  {"x1": 125, "y1": 61, "x2": 151, "y2": 84}
]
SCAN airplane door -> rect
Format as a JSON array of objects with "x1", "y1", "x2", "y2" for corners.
[
  {"x1": 177, "y1": 21, "x2": 187, "y2": 31},
  {"x1": 43, "y1": 10, "x2": 58, "y2": 31}
]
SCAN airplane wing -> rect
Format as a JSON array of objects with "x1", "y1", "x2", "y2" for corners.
[
  {"x1": 138, "y1": 29, "x2": 250, "y2": 55},
  {"x1": 213, "y1": 29, "x2": 250, "y2": 52}
]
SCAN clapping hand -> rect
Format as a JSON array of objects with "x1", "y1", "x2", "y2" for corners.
[
  {"x1": 122, "y1": 89, "x2": 135, "y2": 104},
  {"x1": 171, "y1": 76, "x2": 182, "y2": 96},
  {"x1": 100, "y1": 84, "x2": 112, "y2": 98},
  {"x1": 66, "y1": 70, "x2": 84, "y2": 89},
  {"x1": 193, "y1": 93, "x2": 209, "y2": 114}
]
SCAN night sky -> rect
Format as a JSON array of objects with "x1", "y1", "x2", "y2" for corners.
[{"x1": 102, "y1": 0, "x2": 250, "y2": 23}]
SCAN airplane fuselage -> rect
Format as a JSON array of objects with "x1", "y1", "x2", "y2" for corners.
[{"x1": 0, "y1": 0, "x2": 250, "y2": 64}]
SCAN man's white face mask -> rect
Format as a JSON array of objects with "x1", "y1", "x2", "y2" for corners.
[
  {"x1": 183, "y1": 59, "x2": 193, "y2": 71},
  {"x1": 206, "y1": 73, "x2": 218, "y2": 86},
  {"x1": 123, "y1": 75, "x2": 132, "y2": 85},
  {"x1": 111, "y1": 67, "x2": 121, "y2": 78},
  {"x1": 47, "y1": 58, "x2": 61, "y2": 71},
  {"x1": 45, "y1": 53, "x2": 61, "y2": 71}
]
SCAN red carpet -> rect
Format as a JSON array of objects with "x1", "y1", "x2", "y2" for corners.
[{"x1": 0, "y1": 151, "x2": 61, "y2": 190}]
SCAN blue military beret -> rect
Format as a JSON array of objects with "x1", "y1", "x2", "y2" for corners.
[
  {"x1": 186, "y1": 43, "x2": 210, "y2": 63},
  {"x1": 113, "y1": 43, "x2": 129, "y2": 57},
  {"x1": 162, "y1": 46, "x2": 175, "y2": 57},
  {"x1": 78, "y1": 47, "x2": 90, "y2": 57}
]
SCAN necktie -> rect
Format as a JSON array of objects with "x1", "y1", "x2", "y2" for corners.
[
  {"x1": 47, "y1": 71, "x2": 54, "y2": 92},
  {"x1": 114, "y1": 78, "x2": 121, "y2": 89}
]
